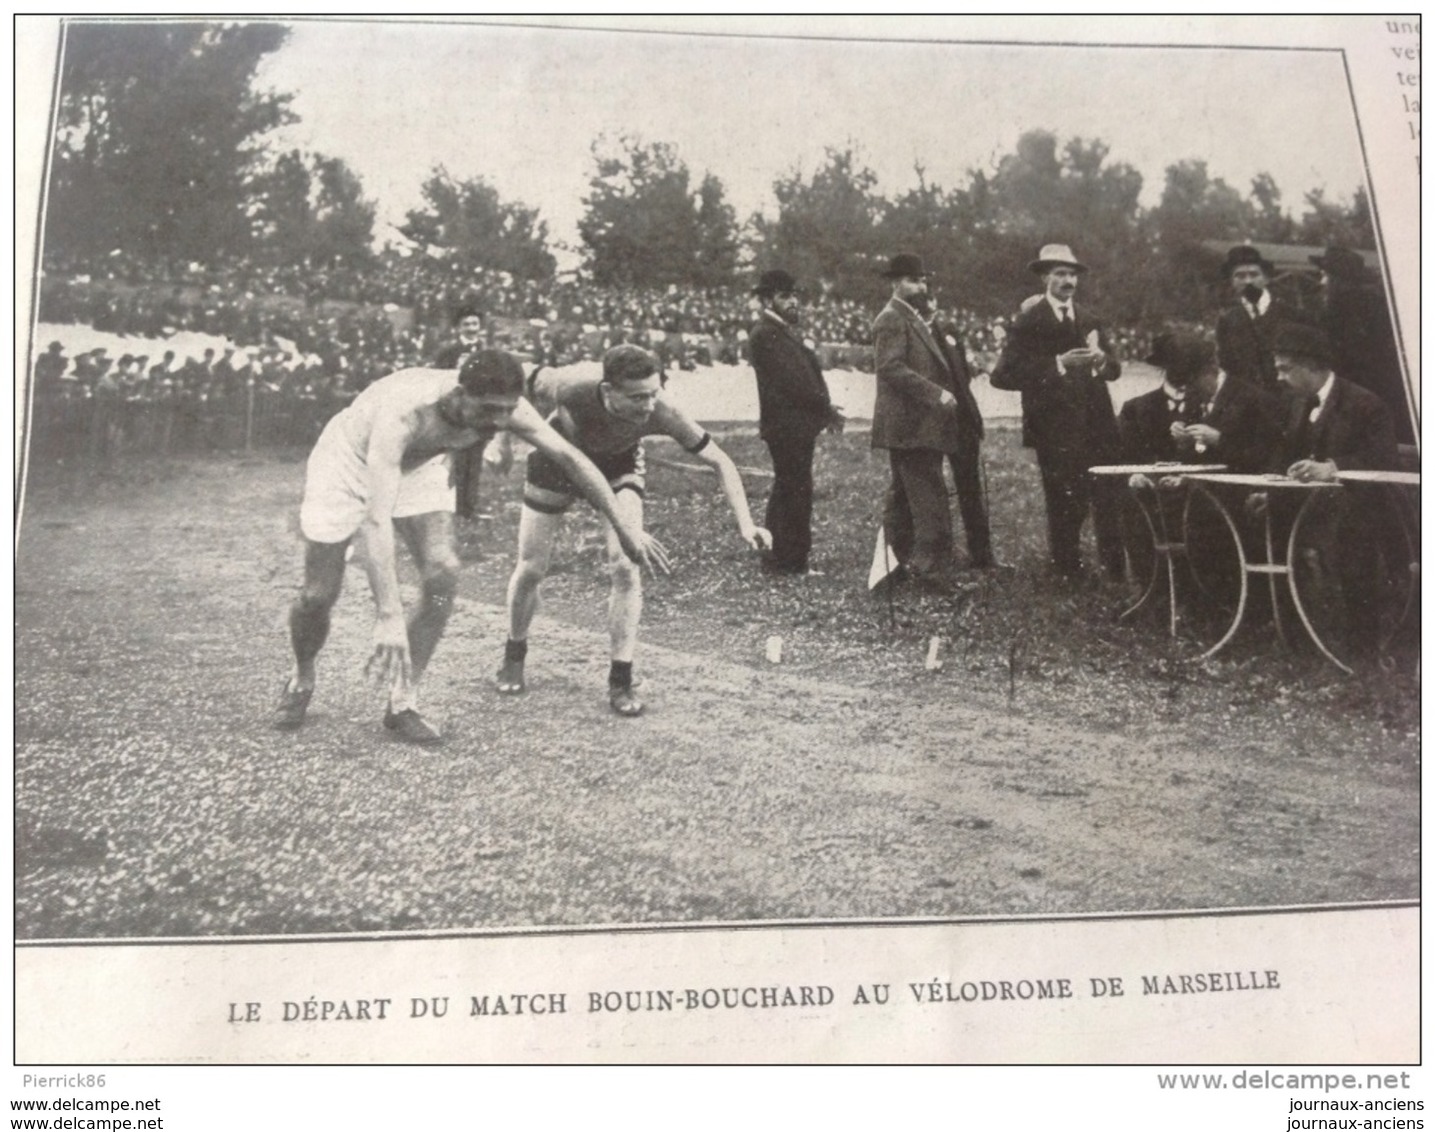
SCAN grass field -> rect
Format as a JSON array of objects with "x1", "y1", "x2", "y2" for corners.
[{"x1": 14, "y1": 426, "x2": 1419, "y2": 938}]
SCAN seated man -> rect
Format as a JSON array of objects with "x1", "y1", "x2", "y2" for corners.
[
  {"x1": 272, "y1": 350, "x2": 663, "y2": 744},
  {"x1": 1117, "y1": 330, "x2": 1208, "y2": 584},
  {"x1": 498, "y1": 345, "x2": 770, "y2": 716},
  {"x1": 1256, "y1": 323, "x2": 1401, "y2": 654}
]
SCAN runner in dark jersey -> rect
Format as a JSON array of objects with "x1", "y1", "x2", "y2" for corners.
[
  {"x1": 271, "y1": 350, "x2": 665, "y2": 744},
  {"x1": 498, "y1": 345, "x2": 770, "y2": 716}
]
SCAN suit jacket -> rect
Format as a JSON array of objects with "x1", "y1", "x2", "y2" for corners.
[
  {"x1": 870, "y1": 298, "x2": 963, "y2": 452},
  {"x1": 1320, "y1": 282, "x2": 1413, "y2": 443},
  {"x1": 990, "y1": 298, "x2": 1121, "y2": 465},
  {"x1": 1195, "y1": 377, "x2": 1282, "y2": 474},
  {"x1": 1118, "y1": 386, "x2": 1190, "y2": 465},
  {"x1": 929, "y1": 315, "x2": 986, "y2": 446},
  {"x1": 433, "y1": 339, "x2": 481, "y2": 369},
  {"x1": 749, "y1": 312, "x2": 832, "y2": 441},
  {"x1": 1275, "y1": 376, "x2": 1400, "y2": 473},
  {"x1": 1214, "y1": 297, "x2": 1299, "y2": 393}
]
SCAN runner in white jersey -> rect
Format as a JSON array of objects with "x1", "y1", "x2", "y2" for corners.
[
  {"x1": 272, "y1": 350, "x2": 667, "y2": 743},
  {"x1": 497, "y1": 345, "x2": 770, "y2": 717}
]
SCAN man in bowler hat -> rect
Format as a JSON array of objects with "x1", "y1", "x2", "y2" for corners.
[
  {"x1": 991, "y1": 243, "x2": 1124, "y2": 580},
  {"x1": 749, "y1": 269, "x2": 843, "y2": 575},
  {"x1": 433, "y1": 304, "x2": 490, "y2": 519},
  {"x1": 1214, "y1": 244, "x2": 1299, "y2": 395},
  {"x1": 870, "y1": 253, "x2": 968, "y2": 592},
  {"x1": 1309, "y1": 245, "x2": 1413, "y2": 444}
]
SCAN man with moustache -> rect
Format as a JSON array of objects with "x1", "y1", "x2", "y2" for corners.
[
  {"x1": 870, "y1": 253, "x2": 966, "y2": 593},
  {"x1": 991, "y1": 244, "x2": 1124, "y2": 581},
  {"x1": 749, "y1": 269, "x2": 844, "y2": 576},
  {"x1": 1214, "y1": 244, "x2": 1300, "y2": 396}
]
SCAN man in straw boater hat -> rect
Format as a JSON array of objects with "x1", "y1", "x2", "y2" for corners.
[
  {"x1": 271, "y1": 349, "x2": 664, "y2": 744},
  {"x1": 1214, "y1": 243, "x2": 1301, "y2": 396},
  {"x1": 991, "y1": 243, "x2": 1124, "y2": 582},
  {"x1": 748, "y1": 268, "x2": 844, "y2": 576},
  {"x1": 869, "y1": 252, "x2": 971, "y2": 594},
  {"x1": 497, "y1": 344, "x2": 769, "y2": 717}
]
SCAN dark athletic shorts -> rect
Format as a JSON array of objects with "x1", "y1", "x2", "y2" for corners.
[{"x1": 523, "y1": 445, "x2": 646, "y2": 514}]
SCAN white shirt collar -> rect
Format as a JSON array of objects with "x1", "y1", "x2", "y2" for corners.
[
  {"x1": 1242, "y1": 289, "x2": 1271, "y2": 317},
  {"x1": 1045, "y1": 294, "x2": 1074, "y2": 320},
  {"x1": 1314, "y1": 373, "x2": 1336, "y2": 410}
]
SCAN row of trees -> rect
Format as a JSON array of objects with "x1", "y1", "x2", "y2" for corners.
[{"x1": 47, "y1": 22, "x2": 1374, "y2": 325}]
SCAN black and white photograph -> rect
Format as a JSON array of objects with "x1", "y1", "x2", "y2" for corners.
[{"x1": 12, "y1": 15, "x2": 1420, "y2": 1072}]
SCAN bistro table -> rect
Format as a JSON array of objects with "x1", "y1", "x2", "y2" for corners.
[
  {"x1": 1088, "y1": 463, "x2": 1226, "y2": 635},
  {"x1": 1183, "y1": 472, "x2": 1349, "y2": 672}
]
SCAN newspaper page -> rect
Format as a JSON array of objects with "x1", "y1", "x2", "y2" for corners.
[{"x1": 9, "y1": 10, "x2": 1422, "y2": 1119}]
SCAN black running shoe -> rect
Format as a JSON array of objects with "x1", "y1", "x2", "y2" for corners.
[
  {"x1": 272, "y1": 682, "x2": 313, "y2": 731},
  {"x1": 383, "y1": 708, "x2": 443, "y2": 745},
  {"x1": 495, "y1": 659, "x2": 526, "y2": 695},
  {"x1": 608, "y1": 686, "x2": 644, "y2": 717}
]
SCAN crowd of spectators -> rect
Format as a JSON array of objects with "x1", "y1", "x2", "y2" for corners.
[{"x1": 30, "y1": 249, "x2": 1160, "y2": 461}]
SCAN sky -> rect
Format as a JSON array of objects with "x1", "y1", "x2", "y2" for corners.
[{"x1": 252, "y1": 18, "x2": 1366, "y2": 262}]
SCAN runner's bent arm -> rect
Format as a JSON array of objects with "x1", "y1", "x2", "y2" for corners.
[
  {"x1": 652, "y1": 399, "x2": 769, "y2": 550},
  {"x1": 691, "y1": 434, "x2": 771, "y2": 551},
  {"x1": 359, "y1": 417, "x2": 414, "y2": 685},
  {"x1": 505, "y1": 398, "x2": 668, "y2": 571}
]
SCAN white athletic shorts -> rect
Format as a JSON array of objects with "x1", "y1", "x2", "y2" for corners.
[{"x1": 298, "y1": 425, "x2": 454, "y2": 544}]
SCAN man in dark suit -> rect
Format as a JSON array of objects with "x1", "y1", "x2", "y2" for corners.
[
  {"x1": 1175, "y1": 348, "x2": 1282, "y2": 475},
  {"x1": 1271, "y1": 323, "x2": 1400, "y2": 478},
  {"x1": 749, "y1": 269, "x2": 843, "y2": 575},
  {"x1": 1118, "y1": 330, "x2": 1204, "y2": 466},
  {"x1": 870, "y1": 253, "x2": 967, "y2": 592},
  {"x1": 433, "y1": 305, "x2": 488, "y2": 519},
  {"x1": 1214, "y1": 244, "x2": 1299, "y2": 396},
  {"x1": 1260, "y1": 323, "x2": 1401, "y2": 654},
  {"x1": 990, "y1": 243, "x2": 1124, "y2": 580},
  {"x1": 920, "y1": 293, "x2": 994, "y2": 569},
  {"x1": 1310, "y1": 244, "x2": 1414, "y2": 444}
]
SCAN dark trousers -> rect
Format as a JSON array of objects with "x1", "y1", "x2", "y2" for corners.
[
  {"x1": 1037, "y1": 453, "x2": 1124, "y2": 577},
  {"x1": 884, "y1": 448, "x2": 955, "y2": 582},
  {"x1": 946, "y1": 442, "x2": 991, "y2": 564},
  {"x1": 763, "y1": 428, "x2": 819, "y2": 571}
]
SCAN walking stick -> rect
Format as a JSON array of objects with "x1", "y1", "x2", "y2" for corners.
[{"x1": 882, "y1": 523, "x2": 896, "y2": 630}]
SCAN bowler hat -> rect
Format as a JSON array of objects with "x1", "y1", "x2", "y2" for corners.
[
  {"x1": 452, "y1": 303, "x2": 483, "y2": 325},
  {"x1": 1220, "y1": 244, "x2": 1275, "y2": 279},
  {"x1": 603, "y1": 343, "x2": 660, "y2": 385},
  {"x1": 881, "y1": 253, "x2": 928, "y2": 279},
  {"x1": 1145, "y1": 329, "x2": 1214, "y2": 385},
  {"x1": 1270, "y1": 322, "x2": 1333, "y2": 367},
  {"x1": 1309, "y1": 245, "x2": 1371, "y2": 280},
  {"x1": 754, "y1": 268, "x2": 800, "y2": 297},
  {"x1": 1027, "y1": 244, "x2": 1087, "y2": 274}
]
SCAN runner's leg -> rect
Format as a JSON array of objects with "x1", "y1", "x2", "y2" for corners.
[
  {"x1": 289, "y1": 538, "x2": 349, "y2": 691},
  {"x1": 506, "y1": 505, "x2": 562, "y2": 646},
  {"x1": 604, "y1": 490, "x2": 645, "y2": 666},
  {"x1": 392, "y1": 511, "x2": 460, "y2": 709}
]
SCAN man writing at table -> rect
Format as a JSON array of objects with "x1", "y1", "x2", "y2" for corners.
[
  {"x1": 1269, "y1": 323, "x2": 1399, "y2": 481},
  {"x1": 1253, "y1": 323, "x2": 1401, "y2": 655}
]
